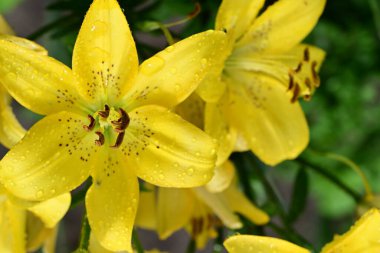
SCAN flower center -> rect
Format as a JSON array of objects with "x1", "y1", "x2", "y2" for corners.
[{"x1": 83, "y1": 105, "x2": 130, "y2": 148}]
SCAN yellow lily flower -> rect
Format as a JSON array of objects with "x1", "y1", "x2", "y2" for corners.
[
  {"x1": 0, "y1": 16, "x2": 70, "y2": 253},
  {"x1": 224, "y1": 208, "x2": 380, "y2": 253},
  {"x1": 0, "y1": 0, "x2": 226, "y2": 251},
  {"x1": 199, "y1": 0, "x2": 326, "y2": 166},
  {"x1": 136, "y1": 161, "x2": 269, "y2": 249}
]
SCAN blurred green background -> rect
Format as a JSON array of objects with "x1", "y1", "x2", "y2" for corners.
[{"x1": 1, "y1": 0, "x2": 380, "y2": 252}]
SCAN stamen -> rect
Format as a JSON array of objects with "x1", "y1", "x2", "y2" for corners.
[
  {"x1": 98, "y1": 104, "x2": 110, "y2": 119},
  {"x1": 303, "y1": 47, "x2": 310, "y2": 62},
  {"x1": 111, "y1": 108, "x2": 130, "y2": 133},
  {"x1": 311, "y1": 61, "x2": 320, "y2": 86},
  {"x1": 288, "y1": 72, "x2": 294, "y2": 91},
  {"x1": 95, "y1": 131, "x2": 105, "y2": 146},
  {"x1": 291, "y1": 84, "x2": 300, "y2": 103},
  {"x1": 83, "y1": 115, "x2": 95, "y2": 131},
  {"x1": 295, "y1": 62, "x2": 303, "y2": 73},
  {"x1": 110, "y1": 132, "x2": 125, "y2": 149}
]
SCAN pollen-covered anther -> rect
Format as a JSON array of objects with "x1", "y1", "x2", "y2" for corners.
[
  {"x1": 83, "y1": 115, "x2": 95, "y2": 131},
  {"x1": 110, "y1": 132, "x2": 125, "y2": 149},
  {"x1": 95, "y1": 131, "x2": 105, "y2": 146},
  {"x1": 111, "y1": 108, "x2": 130, "y2": 133},
  {"x1": 303, "y1": 47, "x2": 310, "y2": 62},
  {"x1": 291, "y1": 84, "x2": 300, "y2": 103},
  {"x1": 98, "y1": 104, "x2": 110, "y2": 119}
]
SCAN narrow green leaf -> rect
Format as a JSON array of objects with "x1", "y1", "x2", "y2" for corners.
[{"x1": 288, "y1": 168, "x2": 309, "y2": 223}]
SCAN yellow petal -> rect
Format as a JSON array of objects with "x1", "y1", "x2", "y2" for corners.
[
  {"x1": 193, "y1": 187, "x2": 242, "y2": 229},
  {"x1": 0, "y1": 85, "x2": 25, "y2": 148},
  {"x1": 175, "y1": 92, "x2": 205, "y2": 130},
  {"x1": 223, "y1": 71, "x2": 309, "y2": 166},
  {"x1": 124, "y1": 105, "x2": 216, "y2": 187},
  {"x1": 215, "y1": 0, "x2": 264, "y2": 42},
  {"x1": 25, "y1": 212, "x2": 54, "y2": 252},
  {"x1": 27, "y1": 193, "x2": 71, "y2": 228},
  {"x1": 206, "y1": 161, "x2": 235, "y2": 193},
  {"x1": 0, "y1": 37, "x2": 89, "y2": 115},
  {"x1": 157, "y1": 188, "x2": 194, "y2": 239},
  {"x1": 205, "y1": 102, "x2": 237, "y2": 166},
  {"x1": 0, "y1": 200, "x2": 26, "y2": 253},
  {"x1": 122, "y1": 30, "x2": 227, "y2": 110},
  {"x1": 0, "y1": 34, "x2": 47, "y2": 55},
  {"x1": 236, "y1": 0, "x2": 326, "y2": 53},
  {"x1": 73, "y1": 0, "x2": 138, "y2": 105},
  {"x1": 0, "y1": 112, "x2": 95, "y2": 201},
  {"x1": 196, "y1": 69, "x2": 227, "y2": 103},
  {"x1": 89, "y1": 234, "x2": 114, "y2": 253},
  {"x1": 223, "y1": 181, "x2": 269, "y2": 225},
  {"x1": 224, "y1": 235, "x2": 309, "y2": 253},
  {"x1": 86, "y1": 149, "x2": 139, "y2": 252},
  {"x1": 321, "y1": 208, "x2": 380, "y2": 253},
  {"x1": 0, "y1": 16, "x2": 14, "y2": 35},
  {"x1": 135, "y1": 185, "x2": 157, "y2": 230}
]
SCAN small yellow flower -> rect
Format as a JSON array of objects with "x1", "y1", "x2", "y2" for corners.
[
  {"x1": 199, "y1": 0, "x2": 326, "y2": 166},
  {"x1": 0, "y1": 0, "x2": 226, "y2": 251},
  {"x1": 136, "y1": 161, "x2": 269, "y2": 249},
  {"x1": 224, "y1": 208, "x2": 380, "y2": 253}
]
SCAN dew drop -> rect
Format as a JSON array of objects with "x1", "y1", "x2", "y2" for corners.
[
  {"x1": 201, "y1": 58, "x2": 208, "y2": 67},
  {"x1": 165, "y1": 45, "x2": 175, "y2": 52},
  {"x1": 140, "y1": 56, "x2": 165, "y2": 76},
  {"x1": 36, "y1": 190, "x2": 44, "y2": 198}
]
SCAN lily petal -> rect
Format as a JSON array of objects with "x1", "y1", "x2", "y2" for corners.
[
  {"x1": 205, "y1": 102, "x2": 237, "y2": 166},
  {"x1": 0, "y1": 200, "x2": 26, "y2": 253},
  {"x1": 193, "y1": 187, "x2": 242, "y2": 229},
  {"x1": 321, "y1": 208, "x2": 380, "y2": 253},
  {"x1": 0, "y1": 16, "x2": 14, "y2": 35},
  {"x1": 25, "y1": 213, "x2": 54, "y2": 252},
  {"x1": 27, "y1": 193, "x2": 71, "y2": 228},
  {"x1": 157, "y1": 188, "x2": 193, "y2": 239},
  {"x1": 89, "y1": 234, "x2": 113, "y2": 253},
  {"x1": 224, "y1": 235, "x2": 310, "y2": 253},
  {"x1": 124, "y1": 105, "x2": 216, "y2": 187},
  {"x1": 215, "y1": 0, "x2": 264, "y2": 42},
  {"x1": 123, "y1": 30, "x2": 227, "y2": 110},
  {"x1": 86, "y1": 149, "x2": 139, "y2": 252},
  {"x1": 223, "y1": 71, "x2": 309, "y2": 166},
  {"x1": 206, "y1": 161, "x2": 235, "y2": 193},
  {"x1": 0, "y1": 111, "x2": 95, "y2": 201},
  {"x1": 73, "y1": 0, "x2": 138, "y2": 105},
  {"x1": 236, "y1": 0, "x2": 326, "y2": 54},
  {"x1": 0, "y1": 85, "x2": 25, "y2": 148},
  {"x1": 135, "y1": 185, "x2": 157, "y2": 230},
  {"x1": 223, "y1": 181, "x2": 269, "y2": 225},
  {"x1": 0, "y1": 38, "x2": 88, "y2": 115}
]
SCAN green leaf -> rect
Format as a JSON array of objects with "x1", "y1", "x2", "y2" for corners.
[
  {"x1": 288, "y1": 168, "x2": 309, "y2": 223},
  {"x1": 0, "y1": 0, "x2": 23, "y2": 13}
]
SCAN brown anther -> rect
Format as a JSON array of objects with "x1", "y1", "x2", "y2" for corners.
[
  {"x1": 111, "y1": 108, "x2": 130, "y2": 133},
  {"x1": 206, "y1": 214, "x2": 214, "y2": 229},
  {"x1": 303, "y1": 94, "x2": 311, "y2": 101},
  {"x1": 288, "y1": 72, "x2": 294, "y2": 91},
  {"x1": 291, "y1": 84, "x2": 300, "y2": 103},
  {"x1": 305, "y1": 77, "x2": 312, "y2": 90},
  {"x1": 83, "y1": 115, "x2": 95, "y2": 131},
  {"x1": 295, "y1": 62, "x2": 303, "y2": 73},
  {"x1": 311, "y1": 61, "x2": 320, "y2": 87},
  {"x1": 110, "y1": 132, "x2": 125, "y2": 149},
  {"x1": 191, "y1": 218, "x2": 199, "y2": 237},
  {"x1": 98, "y1": 104, "x2": 110, "y2": 119},
  {"x1": 95, "y1": 131, "x2": 105, "y2": 146},
  {"x1": 303, "y1": 47, "x2": 310, "y2": 62}
]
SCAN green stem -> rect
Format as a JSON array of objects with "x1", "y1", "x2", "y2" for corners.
[
  {"x1": 132, "y1": 229, "x2": 144, "y2": 253},
  {"x1": 185, "y1": 239, "x2": 196, "y2": 253},
  {"x1": 297, "y1": 157, "x2": 362, "y2": 203},
  {"x1": 76, "y1": 212, "x2": 91, "y2": 252}
]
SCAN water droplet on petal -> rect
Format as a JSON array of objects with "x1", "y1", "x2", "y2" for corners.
[
  {"x1": 140, "y1": 56, "x2": 165, "y2": 76},
  {"x1": 201, "y1": 58, "x2": 208, "y2": 67}
]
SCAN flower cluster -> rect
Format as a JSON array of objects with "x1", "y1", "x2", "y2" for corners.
[{"x1": 0, "y1": 0, "x2": 378, "y2": 253}]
